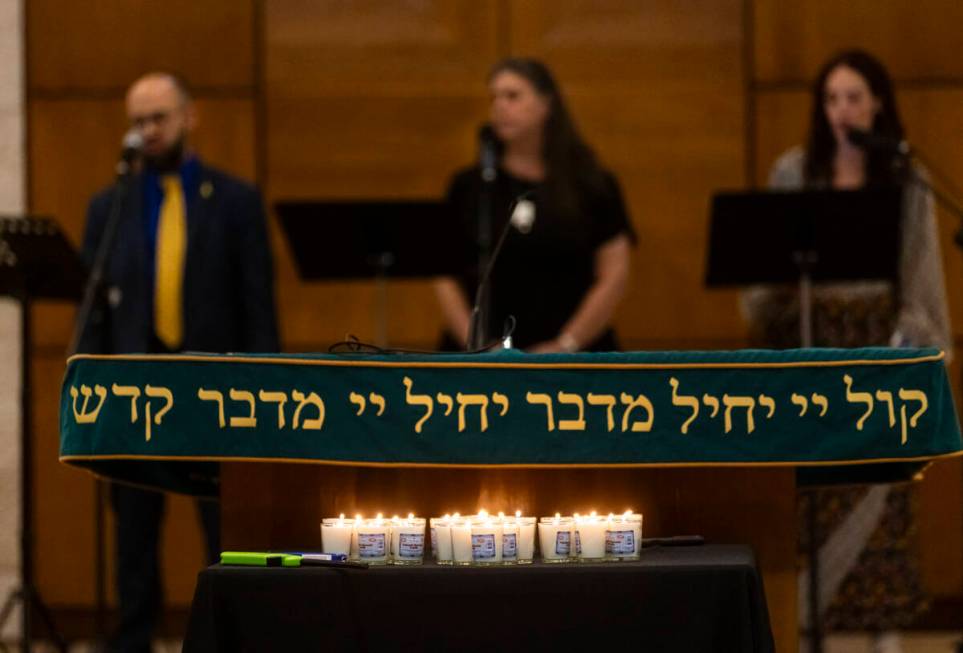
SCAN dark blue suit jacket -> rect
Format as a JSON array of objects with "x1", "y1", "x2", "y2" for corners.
[{"x1": 79, "y1": 162, "x2": 279, "y2": 355}]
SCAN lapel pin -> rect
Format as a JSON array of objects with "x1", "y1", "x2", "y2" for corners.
[{"x1": 200, "y1": 181, "x2": 214, "y2": 199}]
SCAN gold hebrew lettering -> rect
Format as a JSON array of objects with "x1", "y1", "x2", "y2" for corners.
[
  {"x1": 758, "y1": 394, "x2": 775, "y2": 419},
  {"x1": 791, "y1": 393, "x2": 808, "y2": 416},
  {"x1": 557, "y1": 392, "x2": 586, "y2": 431},
  {"x1": 526, "y1": 392, "x2": 555, "y2": 432},
  {"x1": 874, "y1": 390, "x2": 896, "y2": 428},
  {"x1": 292, "y1": 390, "x2": 325, "y2": 430},
  {"x1": 722, "y1": 395, "x2": 756, "y2": 434},
  {"x1": 898, "y1": 389, "x2": 928, "y2": 446},
  {"x1": 843, "y1": 375, "x2": 874, "y2": 431},
  {"x1": 586, "y1": 393, "x2": 616, "y2": 431},
  {"x1": 436, "y1": 393, "x2": 454, "y2": 416},
  {"x1": 145, "y1": 386, "x2": 173, "y2": 423},
  {"x1": 349, "y1": 392, "x2": 366, "y2": 416},
  {"x1": 197, "y1": 388, "x2": 226, "y2": 428},
  {"x1": 491, "y1": 392, "x2": 509, "y2": 417},
  {"x1": 456, "y1": 393, "x2": 489, "y2": 432},
  {"x1": 228, "y1": 389, "x2": 257, "y2": 428},
  {"x1": 620, "y1": 392, "x2": 655, "y2": 432},
  {"x1": 702, "y1": 394, "x2": 720, "y2": 418},
  {"x1": 71, "y1": 384, "x2": 108, "y2": 424},
  {"x1": 143, "y1": 385, "x2": 173, "y2": 442},
  {"x1": 111, "y1": 384, "x2": 141, "y2": 422},
  {"x1": 403, "y1": 377, "x2": 433, "y2": 433},
  {"x1": 259, "y1": 390, "x2": 288, "y2": 428},
  {"x1": 369, "y1": 393, "x2": 386, "y2": 417},
  {"x1": 669, "y1": 378, "x2": 699, "y2": 434},
  {"x1": 811, "y1": 394, "x2": 829, "y2": 417}
]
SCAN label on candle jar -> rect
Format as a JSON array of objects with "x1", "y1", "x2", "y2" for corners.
[
  {"x1": 502, "y1": 533, "x2": 517, "y2": 559},
  {"x1": 605, "y1": 530, "x2": 636, "y2": 555},
  {"x1": 358, "y1": 532, "x2": 386, "y2": 558},
  {"x1": 398, "y1": 532, "x2": 425, "y2": 558},
  {"x1": 575, "y1": 531, "x2": 582, "y2": 555},
  {"x1": 554, "y1": 531, "x2": 571, "y2": 556},
  {"x1": 472, "y1": 533, "x2": 496, "y2": 560}
]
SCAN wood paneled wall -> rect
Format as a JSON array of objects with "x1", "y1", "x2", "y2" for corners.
[{"x1": 25, "y1": 0, "x2": 963, "y2": 631}]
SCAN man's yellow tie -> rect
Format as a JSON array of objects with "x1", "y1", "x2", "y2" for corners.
[{"x1": 155, "y1": 174, "x2": 186, "y2": 349}]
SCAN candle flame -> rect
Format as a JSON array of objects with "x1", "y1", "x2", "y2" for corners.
[
  {"x1": 443, "y1": 513, "x2": 451, "y2": 520},
  {"x1": 515, "y1": 509, "x2": 522, "y2": 519},
  {"x1": 554, "y1": 512, "x2": 561, "y2": 524},
  {"x1": 452, "y1": 512, "x2": 461, "y2": 519},
  {"x1": 355, "y1": 513, "x2": 363, "y2": 522},
  {"x1": 408, "y1": 512, "x2": 415, "y2": 521},
  {"x1": 478, "y1": 508, "x2": 488, "y2": 519}
]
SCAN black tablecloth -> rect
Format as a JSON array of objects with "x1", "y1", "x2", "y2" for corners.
[{"x1": 184, "y1": 544, "x2": 774, "y2": 653}]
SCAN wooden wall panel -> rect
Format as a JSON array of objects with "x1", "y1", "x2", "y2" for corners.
[
  {"x1": 507, "y1": 1, "x2": 748, "y2": 344},
  {"x1": 265, "y1": 1, "x2": 499, "y2": 350},
  {"x1": 27, "y1": 0, "x2": 254, "y2": 91},
  {"x1": 753, "y1": 0, "x2": 963, "y2": 82}
]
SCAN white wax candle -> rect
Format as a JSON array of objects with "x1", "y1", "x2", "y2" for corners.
[
  {"x1": 430, "y1": 517, "x2": 453, "y2": 564},
  {"x1": 576, "y1": 513, "x2": 607, "y2": 561},
  {"x1": 538, "y1": 515, "x2": 573, "y2": 562},
  {"x1": 391, "y1": 516, "x2": 426, "y2": 565},
  {"x1": 470, "y1": 520, "x2": 503, "y2": 564},
  {"x1": 501, "y1": 520, "x2": 519, "y2": 563},
  {"x1": 450, "y1": 518, "x2": 473, "y2": 565},
  {"x1": 515, "y1": 516, "x2": 536, "y2": 563},
  {"x1": 606, "y1": 512, "x2": 643, "y2": 560},
  {"x1": 320, "y1": 518, "x2": 352, "y2": 556},
  {"x1": 356, "y1": 516, "x2": 390, "y2": 564}
]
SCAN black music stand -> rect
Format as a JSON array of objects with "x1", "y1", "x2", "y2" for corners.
[
  {"x1": 0, "y1": 216, "x2": 84, "y2": 652},
  {"x1": 275, "y1": 200, "x2": 460, "y2": 346},
  {"x1": 706, "y1": 187, "x2": 902, "y2": 653}
]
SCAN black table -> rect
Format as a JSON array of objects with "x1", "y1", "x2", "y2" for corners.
[{"x1": 184, "y1": 544, "x2": 773, "y2": 652}]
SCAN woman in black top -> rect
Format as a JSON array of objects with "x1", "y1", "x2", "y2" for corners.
[{"x1": 436, "y1": 58, "x2": 635, "y2": 352}]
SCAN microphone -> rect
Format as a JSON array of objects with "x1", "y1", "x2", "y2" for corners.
[
  {"x1": 478, "y1": 123, "x2": 497, "y2": 183},
  {"x1": 117, "y1": 129, "x2": 144, "y2": 175},
  {"x1": 845, "y1": 127, "x2": 910, "y2": 157},
  {"x1": 466, "y1": 193, "x2": 537, "y2": 350}
]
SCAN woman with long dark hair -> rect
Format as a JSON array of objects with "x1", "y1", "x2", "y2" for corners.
[
  {"x1": 435, "y1": 58, "x2": 635, "y2": 352},
  {"x1": 744, "y1": 50, "x2": 950, "y2": 652}
]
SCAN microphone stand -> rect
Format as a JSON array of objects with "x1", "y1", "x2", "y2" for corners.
[
  {"x1": 472, "y1": 127, "x2": 497, "y2": 351},
  {"x1": 66, "y1": 153, "x2": 138, "y2": 649},
  {"x1": 466, "y1": 194, "x2": 533, "y2": 352}
]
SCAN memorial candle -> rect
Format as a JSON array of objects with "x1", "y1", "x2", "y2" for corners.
[
  {"x1": 538, "y1": 513, "x2": 573, "y2": 563},
  {"x1": 320, "y1": 514, "x2": 352, "y2": 556},
  {"x1": 391, "y1": 513, "x2": 426, "y2": 565},
  {"x1": 606, "y1": 510, "x2": 643, "y2": 561},
  {"x1": 450, "y1": 514, "x2": 473, "y2": 566},
  {"x1": 430, "y1": 515, "x2": 453, "y2": 565},
  {"x1": 575, "y1": 511, "x2": 607, "y2": 562},
  {"x1": 514, "y1": 510, "x2": 536, "y2": 564},
  {"x1": 471, "y1": 514, "x2": 503, "y2": 565},
  {"x1": 356, "y1": 514, "x2": 389, "y2": 565}
]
